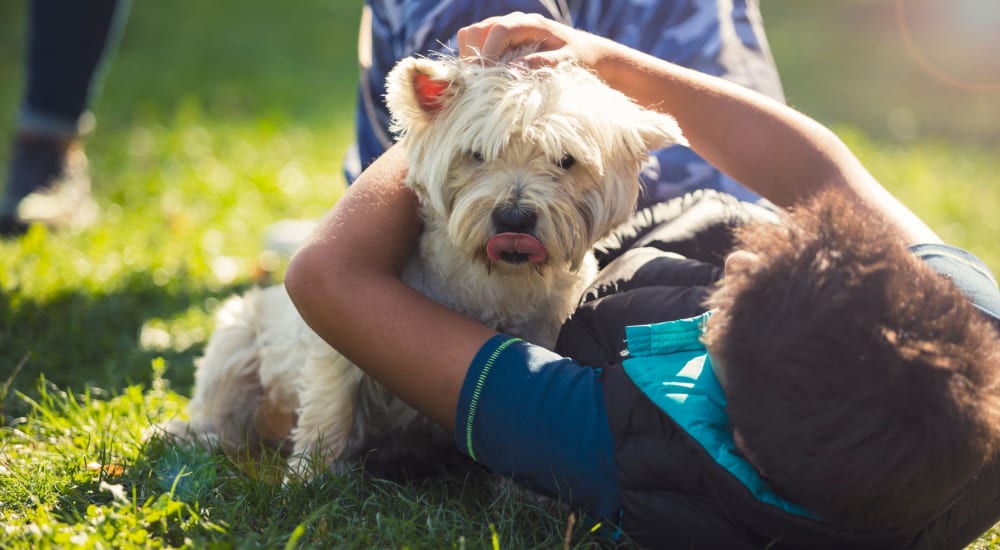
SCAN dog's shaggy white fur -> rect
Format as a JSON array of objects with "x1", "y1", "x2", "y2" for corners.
[{"x1": 167, "y1": 51, "x2": 686, "y2": 477}]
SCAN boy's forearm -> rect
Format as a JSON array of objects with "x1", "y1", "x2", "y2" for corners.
[
  {"x1": 284, "y1": 145, "x2": 496, "y2": 429},
  {"x1": 596, "y1": 41, "x2": 857, "y2": 205},
  {"x1": 592, "y1": 38, "x2": 939, "y2": 243}
]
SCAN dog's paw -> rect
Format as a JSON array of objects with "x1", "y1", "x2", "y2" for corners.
[
  {"x1": 150, "y1": 419, "x2": 194, "y2": 443},
  {"x1": 283, "y1": 454, "x2": 350, "y2": 485},
  {"x1": 284, "y1": 454, "x2": 312, "y2": 483},
  {"x1": 150, "y1": 419, "x2": 222, "y2": 450}
]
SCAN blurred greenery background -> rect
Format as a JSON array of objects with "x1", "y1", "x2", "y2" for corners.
[
  {"x1": 0, "y1": 0, "x2": 998, "y2": 546},
  {"x1": 764, "y1": 0, "x2": 1000, "y2": 146}
]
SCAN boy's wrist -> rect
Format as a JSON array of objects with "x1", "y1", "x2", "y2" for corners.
[{"x1": 590, "y1": 39, "x2": 632, "y2": 91}]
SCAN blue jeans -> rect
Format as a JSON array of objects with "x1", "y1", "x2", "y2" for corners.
[{"x1": 17, "y1": 0, "x2": 131, "y2": 139}]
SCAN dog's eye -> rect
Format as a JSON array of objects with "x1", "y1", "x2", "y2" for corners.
[
  {"x1": 471, "y1": 151, "x2": 484, "y2": 162},
  {"x1": 557, "y1": 154, "x2": 576, "y2": 170}
]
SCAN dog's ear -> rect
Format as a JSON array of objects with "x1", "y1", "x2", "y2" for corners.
[
  {"x1": 385, "y1": 56, "x2": 464, "y2": 206},
  {"x1": 636, "y1": 112, "x2": 688, "y2": 152},
  {"x1": 386, "y1": 57, "x2": 461, "y2": 135},
  {"x1": 412, "y1": 70, "x2": 450, "y2": 114}
]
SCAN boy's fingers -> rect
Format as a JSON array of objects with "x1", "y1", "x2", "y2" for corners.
[
  {"x1": 456, "y1": 26, "x2": 482, "y2": 58},
  {"x1": 457, "y1": 13, "x2": 523, "y2": 59},
  {"x1": 479, "y1": 24, "x2": 519, "y2": 62},
  {"x1": 459, "y1": 12, "x2": 568, "y2": 63},
  {"x1": 516, "y1": 50, "x2": 566, "y2": 69}
]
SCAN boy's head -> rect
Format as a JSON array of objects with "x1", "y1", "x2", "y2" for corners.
[{"x1": 702, "y1": 190, "x2": 1000, "y2": 529}]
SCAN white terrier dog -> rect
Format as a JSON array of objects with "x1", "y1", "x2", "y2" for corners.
[{"x1": 168, "y1": 51, "x2": 686, "y2": 477}]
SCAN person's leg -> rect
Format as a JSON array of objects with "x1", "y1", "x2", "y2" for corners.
[{"x1": 1, "y1": 0, "x2": 130, "y2": 236}]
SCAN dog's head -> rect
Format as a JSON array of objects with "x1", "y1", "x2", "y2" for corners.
[{"x1": 385, "y1": 52, "x2": 686, "y2": 273}]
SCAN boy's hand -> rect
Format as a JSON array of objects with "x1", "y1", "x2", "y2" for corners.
[{"x1": 456, "y1": 11, "x2": 608, "y2": 70}]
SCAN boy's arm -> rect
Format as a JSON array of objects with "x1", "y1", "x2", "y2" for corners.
[
  {"x1": 284, "y1": 145, "x2": 496, "y2": 430},
  {"x1": 458, "y1": 13, "x2": 941, "y2": 245}
]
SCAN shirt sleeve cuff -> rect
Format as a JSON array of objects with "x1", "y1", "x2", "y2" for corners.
[{"x1": 454, "y1": 334, "x2": 521, "y2": 461}]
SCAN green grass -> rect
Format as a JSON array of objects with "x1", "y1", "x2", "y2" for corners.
[
  {"x1": 1, "y1": 363, "x2": 588, "y2": 548},
  {"x1": 2, "y1": 1, "x2": 999, "y2": 548}
]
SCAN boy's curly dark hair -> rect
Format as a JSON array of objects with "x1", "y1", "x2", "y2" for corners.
[{"x1": 702, "y1": 190, "x2": 1000, "y2": 529}]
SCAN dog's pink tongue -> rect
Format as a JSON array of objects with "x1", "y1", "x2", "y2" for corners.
[{"x1": 486, "y1": 233, "x2": 547, "y2": 264}]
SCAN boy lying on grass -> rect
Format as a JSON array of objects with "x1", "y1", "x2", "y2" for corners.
[{"x1": 285, "y1": 12, "x2": 1000, "y2": 549}]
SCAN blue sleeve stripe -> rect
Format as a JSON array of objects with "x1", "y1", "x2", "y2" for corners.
[
  {"x1": 910, "y1": 243, "x2": 1000, "y2": 326},
  {"x1": 462, "y1": 336, "x2": 522, "y2": 461},
  {"x1": 911, "y1": 243, "x2": 998, "y2": 287}
]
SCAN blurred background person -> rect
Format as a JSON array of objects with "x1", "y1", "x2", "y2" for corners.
[{"x1": 0, "y1": 0, "x2": 130, "y2": 236}]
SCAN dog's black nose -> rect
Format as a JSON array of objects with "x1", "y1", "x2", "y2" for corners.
[{"x1": 492, "y1": 206, "x2": 537, "y2": 234}]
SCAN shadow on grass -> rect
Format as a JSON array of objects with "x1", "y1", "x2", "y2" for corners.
[
  {"x1": 131, "y1": 434, "x2": 578, "y2": 548},
  {"x1": 0, "y1": 274, "x2": 255, "y2": 418}
]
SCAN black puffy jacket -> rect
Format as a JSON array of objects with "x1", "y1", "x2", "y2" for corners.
[{"x1": 555, "y1": 190, "x2": 1000, "y2": 549}]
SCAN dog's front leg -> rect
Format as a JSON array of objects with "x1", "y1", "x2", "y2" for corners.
[{"x1": 286, "y1": 349, "x2": 365, "y2": 479}]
